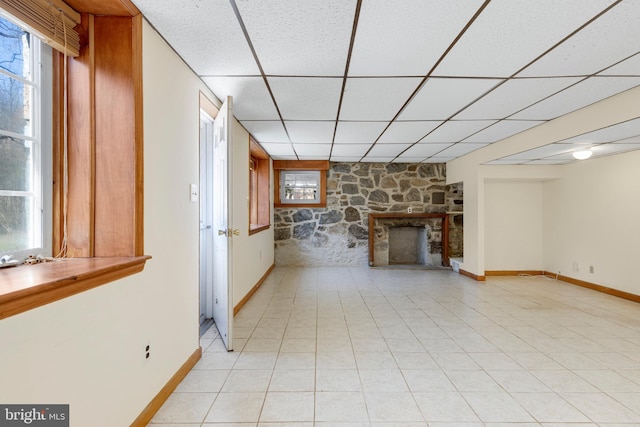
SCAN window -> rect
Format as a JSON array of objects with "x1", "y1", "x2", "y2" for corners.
[
  {"x1": 280, "y1": 170, "x2": 320, "y2": 203},
  {"x1": 0, "y1": 16, "x2": 51, "y2": 261},
  {"x1": 273, "y1": 160, "x2": 328, "y2": 208},
  {"x1": 249, "y1": 138, "x2": 270, "y2": 234}
]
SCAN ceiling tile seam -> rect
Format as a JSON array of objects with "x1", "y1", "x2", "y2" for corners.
[
  {"x1": 511, "y1": 0, "x2": 624, "y2": 78},
  {"x1": 330, "y1": 0, "x2": 363, "y2": 161},
  {"x1": 228, "y1": 0, "x2": 298, "y2": 159},
  {"x1": 391, "y1": 0, "x2": 627, "y2": 162},
  {"x1": 598, "y1": 51, "x2": 640, "y2": 75},
  {"x1": 359, "y1": 0, "x2": 493, "y2": 162}
]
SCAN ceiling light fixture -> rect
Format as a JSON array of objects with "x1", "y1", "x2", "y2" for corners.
[{"x1": 572, "y1": 150, "x2": 593, "y2": 160}]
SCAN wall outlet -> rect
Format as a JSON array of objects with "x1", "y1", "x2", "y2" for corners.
[
  {"x1": 190, "y1": 184, "x2": 199, "y2": 202},
  {"x1": 145, "y1": 344, "x2": 151, "y2": 360},
  {"x1": 589, "y1": 265, "x2": 594, "y2": 274},
  {"x1": 407, "y1": 207, "x2": 412, "y2": 213}
]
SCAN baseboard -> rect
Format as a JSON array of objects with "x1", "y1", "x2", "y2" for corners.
[
  {"x1": 459, "y1": 268, "x2": 485, "y2": 281},
  {"x1": 485, "y1": 270, "x2": 545, "y2": 276},
  {"x1": 234, "y1": 263, "x2": 275, "y2": 315},
  {"x1": 544, "y1": 271, "x2": 640, "y2": 304},
  {"x1": 130, "y1": 346, "x2": 202, "y2": 427}
]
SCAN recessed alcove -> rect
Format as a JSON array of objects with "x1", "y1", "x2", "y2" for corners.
[{"x1": 368, "y1": 213, "x2": 449, "y2": 268}]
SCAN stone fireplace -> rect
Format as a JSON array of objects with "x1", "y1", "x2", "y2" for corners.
[{"x1": 368, "y1": 213, "x2": 449, "y2": 268}]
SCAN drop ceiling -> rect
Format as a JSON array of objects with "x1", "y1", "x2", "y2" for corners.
[{"x1": 132, "y1": 0, "x2": 640, "y2": 164}]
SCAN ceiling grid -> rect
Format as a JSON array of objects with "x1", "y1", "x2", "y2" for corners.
[{"x1": 132, "y1": 0, "x2": 640, "y2": 164}]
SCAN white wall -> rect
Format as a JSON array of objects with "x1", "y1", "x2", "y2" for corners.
[
  {"x1": 448, "y1": 86, "x2": 640, "y2": 277},
  {"x1": 544, "y1": 150, "x2": 640, "y2": 295},
  {"x1": 484, "y1": 180, "x2": 544, "y2": 271},
  {"x1": 0, "y1": 21, "x2": 275, "y2": 426}
]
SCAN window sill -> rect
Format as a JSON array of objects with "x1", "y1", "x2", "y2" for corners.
[
  {"x1": 249, "y1": 224, "x2": 271, "y2": 235},
  {"x1": 0, "y1": 256, "x2": 151, "y2": 320},
  {"x1": 274, "y1": 203, "x2": 326, "y2": 209}
]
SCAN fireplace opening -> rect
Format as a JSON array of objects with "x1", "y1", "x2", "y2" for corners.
[{"x1": 388, "y1": 225, "x2": 441, "y2": 267}]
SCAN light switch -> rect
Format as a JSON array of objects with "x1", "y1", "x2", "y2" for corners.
[{"x1": 190, "y1": 184, "x2": 199, "y2": 202}]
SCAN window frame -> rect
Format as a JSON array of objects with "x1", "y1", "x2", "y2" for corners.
[
  {"x1": 0, "y1": 18, "x2": 52, "y2": 262},
  {"x1": 249, "y1": 137, "x2": 270, "y2": 235},
  {"x1": 273, "y1": 160, "x2": 328, "y2": 208}
]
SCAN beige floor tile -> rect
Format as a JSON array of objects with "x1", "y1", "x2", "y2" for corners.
[
  {"x1": 150, "y1": 392, "x2": 216, "y2": 424},
  {"x1": 259, "y1": 392, "x2": 314, "y2": 422},
  {"x1": 315, "y1": 391, "x2": 369, "y2": 422},
  {"x1": 268, "y1": 369, "x2": 315, "y2": 392},
  {"x1": 204, "y1": 392, "x2": 265, "y2": 423},
  {"x1": 364, "y1": 392, "x2": 423, "y2": 422},
  {"x1": 315, "y1": 369, "x2": 361, "y2": 392}
]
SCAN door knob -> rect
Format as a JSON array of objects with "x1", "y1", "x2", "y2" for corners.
[
  {"x1": 218, "y1": 229, "x2": 227, "y2": 236},
  {"x1": 231, "y1": 229, "x2": 240, "y2": 236}
]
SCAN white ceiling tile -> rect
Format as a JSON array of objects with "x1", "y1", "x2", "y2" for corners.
[
  {"x1": 485, "y1": 159, "x2": 527, "y2": 165},
  {"x1": 285, "y1": 121, "x2": 335, "y2": 143},
  {"x1": 331, "y1": 156, "x2": 364, "y2": 162},
  {"x1": 555, "y1": 118, "x2": 640, "y2": 144},
  {"x1": 361, "y1": 156, "x2": 396, "y2": 163},
  {"x1": 235, "y1": 0, "x2": 357, "y2": 75},
  {"x1": 424, "y1": 157, "x2": 455, "y2": 163},
  {"x1": 512, "y1": 77, "x2": 640, "y2": 120},
  {"x1": 269, "y1": 77, "x2": 342, "y2": 120},
  {"x1": 203, "y1": 77, "x2": 279, "y2": 120},
  {"x1": 401, "y1": 143, "x2": 453, "y2": 158},
  {"x1": 294, "y1": 143, "x2": 332, "y2": 158},
  {"x1": 520, "y1": 1, "x2": 640, "y2": 77},
  {"x1": 616, "y1": 135, "x2": 640, "y2": 144},
  {"x1": 330, "y1": 144, "x2": 371, "y2": 157},
  {"x1": 395, "y1": 157, "x2": 431, "y2": 163},
  {"x1": 378, "y1": 121, "x2": 442, "y2": 143},
  {"x1": 599, "y1": 53, "x2": 640, "y2": 76},
  {"x1": 134, "y1": 0, "x2": 260, "y2": 75},
  {"x1": 455, "y1": 77, "x2": 582, "y2": 120},
  {"x1": 436, "y1": 143, "x2": 489, "y2": 157},
  {"x1": 366, "y1": 143, "x2": 412, "y2": 158},
  {"x1": 500, "y1": 144, "x2": 575, "y2": 161},
  {"x1": 334, "y1": 122, "x2": 389, "y2": 143},
  {"x1": 463, "y1": 120, "x2": 544, "y2": 143},
  {"x1": 525, "y1": 159, "x2": 571, "y2": 165},
  {"x1": 434, "y1": 0, "x2": 616, "y2": 77},
  {"x1": 259, "y1": 143, "x2": 295, "y2": 157},
  {"x1": 420, "y1": 120, "x2": 497, "y2": 143},
  {"x1": 348, "y1": 0, "x2": 484, "y2": 76},
  {"x1": 590, "y1": 143, "x2": 640, "y2": 157},
  {"x1": 339, "y1": 78, "x2": 422, "y2": 120},
  {"x1": 240, "y1": 121, "x2": 289, "y2": 143},
  {"x1": 399, "y1": 78, "x2": 503, "y2": 120}
]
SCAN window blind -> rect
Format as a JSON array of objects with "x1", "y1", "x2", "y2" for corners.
[{"x1": 0, "y1": 0, "x2": 81, "y2": 56}]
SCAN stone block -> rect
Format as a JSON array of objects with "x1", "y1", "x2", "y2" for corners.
[
  {"x1": 293, "y1": 222, "x2": 315, "y2": 239},
  {"x1": 342, "y1": 183, "x2": 359, "y2": 194},
  {"x1": 406, "y1": 188, "x2": 421, "y2": 202},
  {"x1": 368, "y1": 190, "x2": 389, "y2": 203},
  {"x1": 274, "y1": 227, "x2": 292, "y2": 241},
  {"x1": 319, "y1": 210, "x2": 343, "y2": 224},
  {"x1": 345, "y1": 206, "x2": 361, "y2": 222},
  {"x1": 350, "y1": 195, "x2": 366, "y2": 205},
  {"x1": 348, "y1": 224, "x2": 368, "y2": 240},
  {"x1": 293, "y1": 209, "x2": 314, "y2": 222},
  {"x1": 385, "y1": 163, "x2": 407, "y2": 173},
  {"x1": 381, "y1": 176, "x2": 398, "y2": 188},
  {"x1": 333, "y1": 163, "x2": 351, "y2": 173}
]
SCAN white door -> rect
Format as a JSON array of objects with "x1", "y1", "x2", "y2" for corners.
[
  {"x1": 212, "y1": 96, "x2": 234, "y2": 351},
  {"x1": 199, "y1": 113, "x2": 214, "y2": 329}
]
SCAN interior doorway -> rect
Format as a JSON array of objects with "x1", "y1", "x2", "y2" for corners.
[{"x1": 199, "y1": 111, "x2": 215, "y2": 335}]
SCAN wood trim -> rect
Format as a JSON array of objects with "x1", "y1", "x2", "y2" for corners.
[
  {"x1": 485, "y1": 270, "x2": 546, "y2": 276},
  {"x1": 274, "y1": 167, "x2": 327, "y2": 208},
  {"x1": 273, "y1": 160, "x2": 329, "y2": 170},
  {"x1": 199, "y1": 91, "x2": 220, "y2": 119},
  {"x1": 234, "y1": 263, "x2": 275, "y2": 315},
  {"x1": 459, "y1": 268, "x2": 486, "y2": 281},
  {"x1": 64, "y1": 0, "x2": 140, "y2": 16},
  {"x1": 130, "y1": 347, "x2": 202, "y2": 427},
  {"x1": 132, "y1": 13, "x2": 144, "y2": 256},
  {"x1": 0, "y1": 256, "x2": 150, "y2": 320},
  {"x1": 544, "y1": 271, "x2": 640, "y2": 304},
  {"x1": 367, "y1": 213, "x2": 449, "y2": 267},
  {"x1": 249, "y1": 224, "x2": 270, "y2": 235}
]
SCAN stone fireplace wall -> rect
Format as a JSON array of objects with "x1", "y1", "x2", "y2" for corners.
[{"x1": 274, "y1": 162, "x2": 463, "y2": 266}]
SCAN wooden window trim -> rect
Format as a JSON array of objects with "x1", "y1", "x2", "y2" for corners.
[
  {"x1": 1, "y1": 2, "x2": 150, "y2": 320},
  {"x1": 249, "y1": 138, "x2": 271, "y2": 235},
  {"x1": 0, "y1": 256, "x2": 150, "y2": 320},
  {"x1": 273, "y1": 160, "x2": 328, "y2": 208}
]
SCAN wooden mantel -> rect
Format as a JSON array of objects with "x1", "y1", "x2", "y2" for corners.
[{"x1": 368, "y1": 213, "x2": 450, "y2": 267}]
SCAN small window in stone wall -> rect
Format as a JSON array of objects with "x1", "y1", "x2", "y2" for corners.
[
  {"x1": 281, "y1": 170, "x2": 320, "y2": 203},
  {"x1": 274, "y1": 160, "x2": 328, "y2": 208}
]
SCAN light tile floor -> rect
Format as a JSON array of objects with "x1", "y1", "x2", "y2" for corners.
[{"x1": 148, "y1": 266, "x2": 640, "y2": 426}]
